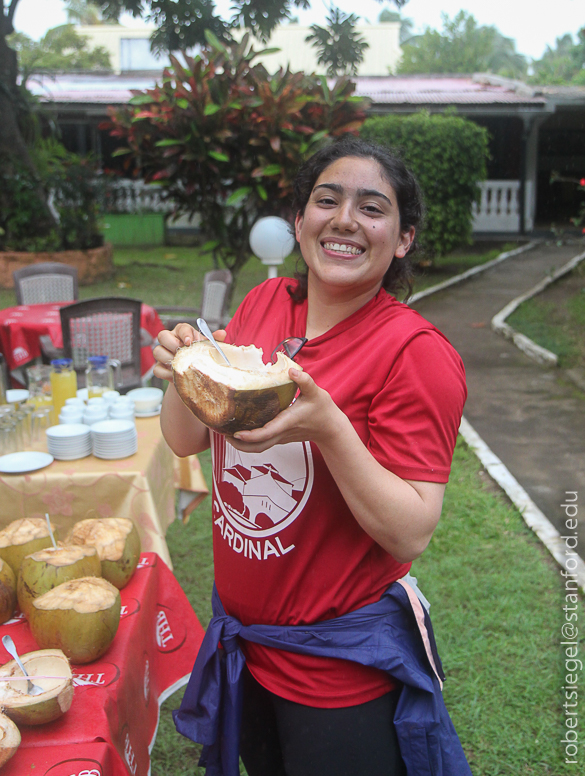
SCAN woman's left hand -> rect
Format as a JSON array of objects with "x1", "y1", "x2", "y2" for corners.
[{"x1": 229, "y1": 368, "x2": 341, "y2": 453}]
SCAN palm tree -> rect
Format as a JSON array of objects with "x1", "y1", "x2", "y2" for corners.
[{"x1": 64, "y1": 0, "x2": 116, "y2": 25}]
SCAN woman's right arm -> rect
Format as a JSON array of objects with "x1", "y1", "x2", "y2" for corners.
[{"x1": 153, "y1": 324, "x2": 226, "y2": 457}]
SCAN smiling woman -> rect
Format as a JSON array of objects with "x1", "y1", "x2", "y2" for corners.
[{"x1": 154, "y1": 136, "x2": 470, "y2": 776}]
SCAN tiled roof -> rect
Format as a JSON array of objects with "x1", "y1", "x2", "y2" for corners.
[
  {"x1": 26, "y1": 73, "x2": 551, "y2": 107},
  {"x1": 353, "y1": 76, "x2": 547, "y2": 105}
]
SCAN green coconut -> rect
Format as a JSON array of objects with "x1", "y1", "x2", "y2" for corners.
[
  {"x1": 0, "y1": 649, "x2": 72, "y2": 726},
  {"x1": 0, "y1": 712, "x2": 20, "y2": 766},
  {"x1": 67, "y1": 518, "x2": 141, "y2": 589},
  {"x1": 0, "y1": 518, "x2": 57, "y2": 577},
  {"x1": 0, "y1": 560, "x2": 16, "y2": 625},
  {"x1": 17, "y1": 545, "x2": 102, "y2": 619},
  {"x1": 172, "y1": 341, "x2": 300, "y2": 436},
  {"x1": 30, "y1": 576, "x2": 121, "y2": 665}
]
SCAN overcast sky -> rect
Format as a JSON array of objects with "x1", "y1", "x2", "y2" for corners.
[{"x1": 12, "y1": 0, "x2": 585, "y2": 60}]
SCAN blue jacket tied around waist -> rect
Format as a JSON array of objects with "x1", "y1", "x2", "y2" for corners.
[{"x1": 173, "y1": 579, "x2": 472, "y2": 776}]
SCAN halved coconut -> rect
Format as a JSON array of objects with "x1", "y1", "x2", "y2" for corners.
[
  {"x1": 29, "y1": 577, "x2": 121, "y2": 665},
  {"x1": 18, "y1": 545, "x2": 101, "y2": 618},
  {"x1": 0, "y1": 712, "x2": 20, "y2": 766},
  {"x1": 0, "y1": 648, "x2": 72, "y2": 726},
  {"x1": 0, "y1": 560, "x2": 16, "y2": 625},
  {"x1": 0, "y1": 518, "x2": 57, "y2": 577},
  {"x1": 172, "y1": 341, "x2": 300, "y2": 435},
  {"x1": 66, "y1": 518, "x2": 141, "y2": 589}
]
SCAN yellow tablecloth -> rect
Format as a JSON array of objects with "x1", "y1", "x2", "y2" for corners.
[{"x1": 0, "y1": 417, "x2": 208, "y2": 569}]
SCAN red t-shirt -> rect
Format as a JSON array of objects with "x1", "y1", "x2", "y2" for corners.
[{"x1": 211, "y1": 278, "x2": 467, "y2": 707}]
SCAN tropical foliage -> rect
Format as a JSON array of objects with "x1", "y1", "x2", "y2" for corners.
[
  {"x1": 102, "y1": 33, "x2": 368, "y2": 293},
  {"x1": 306, "y1": 6, "x2": 369, "y2": 76},
  {"x1": 397, "y1": 11, "x2": 527, "y2": 79},
  {"x1": 8, "y1": 25, "x2": 111, "y2": 82},
  {"x1": 530, "y1": 30, "x2": 585, "y2": 85},
  {"x1": 361, "y1": 111, "x2": 489, "y2": 258},
  {"x1": 93, "y1": 0, "x2": 405, "y2": 51}
]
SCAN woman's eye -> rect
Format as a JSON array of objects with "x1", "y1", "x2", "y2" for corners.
[
  {"x1": 363, "y1": 204, "x2": 383, "y2": 214},
  {"x1": 317, "y1": 196, "x2": 337, "y2": 206}
]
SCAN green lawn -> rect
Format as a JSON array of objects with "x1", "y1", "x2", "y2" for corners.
[
  {"x1": 0, "y1": 242, "x2": 516, "y2": 313},
  {"x1": 151, "y1": 439, "x2": 584, "y2": 776},
  {"x1": 508, "y1": 259, "x2": 585, "y2": 371}
]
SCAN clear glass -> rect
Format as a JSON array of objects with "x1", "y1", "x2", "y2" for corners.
[
  {"x1": 0, "y1": 419, "x2": 17, "y2": 456},
  {"x1": 50, "y1": 359, "x2": 78, "y2": 422},
  {"x1": 31, "y1": 407, "x2": 54, "y2": 451}
]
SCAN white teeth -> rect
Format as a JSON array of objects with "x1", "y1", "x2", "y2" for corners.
[{"x1": 323, "y1": 242, "x2": 363, "y2": 255}]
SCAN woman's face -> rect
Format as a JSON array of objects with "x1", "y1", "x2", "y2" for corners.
[{"x1": 295, "y1": 156, "x2": 414, "y2": 299}]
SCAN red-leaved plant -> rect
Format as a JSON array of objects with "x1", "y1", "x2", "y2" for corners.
[{"x1": 101, "y1": 31, "x2": 369, "y2": 297}]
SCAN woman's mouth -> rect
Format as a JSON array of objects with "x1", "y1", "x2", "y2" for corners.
[{"x1": 322, "y1": 242, "x2": 364, "y2": 257}]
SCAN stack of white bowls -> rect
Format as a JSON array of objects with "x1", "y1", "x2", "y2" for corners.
[
  {"x1": 127, "y1": 387, "x2": 164, "y2": 417},
  {"x1": 109, "y1": 396, "x2": 135, "y2": 422},
  {"x1": 59, "y1": 400, "x2": 85, "y2": 425},
  {"x1": 46, "y1": 424, "x2": 92, "y2": 460},
  {"x1": 91, "y1": 419, "x2": 137, "y2": 460},
  {"x1": 83, "y1": 398, "x2": 109, "y2": 426}
]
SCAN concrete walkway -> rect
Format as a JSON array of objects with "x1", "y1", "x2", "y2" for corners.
[{"x1": 412, "y1": 242, "x2": 585, "y2": 550}]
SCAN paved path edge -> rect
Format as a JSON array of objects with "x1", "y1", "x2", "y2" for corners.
[
  {"x1": 411, "y1": 242, "x2": 585, "y2": 584},
  {"x1": 459, "y1": 417, "x2": 585, "y2": 591},
  {"x1": 491, "y1": 248, "x2": 585, "y2": 367},
  {"x1": 409, "y1": 241, "x2": 540, "y2": 305}
]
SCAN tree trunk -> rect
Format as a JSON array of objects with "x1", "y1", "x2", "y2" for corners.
[{"x1": 0, "y1": 11, "x2": 57, "y2": 235}]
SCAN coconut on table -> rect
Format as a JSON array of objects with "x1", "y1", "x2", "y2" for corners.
[
  {"x1": 172, "y1": 341, "x2": 300, "y2": 436},
  {"x1": 0, "y1": 519, "x2": 57, "y2": 577},
  {"x1": 17, "y1": 545, "x2": 101, "y2": 618},
  {"x1": 29, "y1": 577, "x2": 121, "y2": 665}
]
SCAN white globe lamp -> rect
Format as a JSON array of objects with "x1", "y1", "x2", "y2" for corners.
[{"x1": 249, "y1": 216, "x2": 296, "y2": 279}]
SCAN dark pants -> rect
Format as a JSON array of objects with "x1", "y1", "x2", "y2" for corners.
[{"x1": 239, "y1": 666, "x2": 408, "y2": 776}]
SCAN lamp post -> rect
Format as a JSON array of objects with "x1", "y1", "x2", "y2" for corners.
[{"x1": 249, "y1": 217, "x2": 296, "y2": 280}]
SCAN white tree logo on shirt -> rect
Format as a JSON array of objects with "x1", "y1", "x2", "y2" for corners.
[{"x1": 211, "y1": 433, "x2": 314, "y2": 544}]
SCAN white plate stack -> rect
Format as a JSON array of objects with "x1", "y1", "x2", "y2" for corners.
[
  {"x1": 46, "y1": 424, "x2": 92, "y2": 460},
  {"x1": 91, "y1": 419, "x2": 137, "y2": 460}
]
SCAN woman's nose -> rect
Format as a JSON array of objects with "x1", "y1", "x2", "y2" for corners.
[{"x1": 330, "y1": 202, "x2": 358, "y2": 231}]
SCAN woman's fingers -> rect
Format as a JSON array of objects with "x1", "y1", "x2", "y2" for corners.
[
  {"x1": 153, "y1": 361, "x2": 173, "y2": 382},
  {"x1": 172, "y1": 323, "x2": 198, "y2": 347},
  {"x1": 154, "y1": 325, "x2": 228, "y2": 383}
]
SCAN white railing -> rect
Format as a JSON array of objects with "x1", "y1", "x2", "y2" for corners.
[
  {"x1": 472, "y1": 180, "x2": 520, "y2": 233},
  {"x1": 102, "y1": 180, "x2": 174, "y2": 214}
]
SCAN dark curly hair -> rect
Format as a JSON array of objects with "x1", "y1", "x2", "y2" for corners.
[{"x1": 288, "y1": 135, "x2": 424, "y2": 303}]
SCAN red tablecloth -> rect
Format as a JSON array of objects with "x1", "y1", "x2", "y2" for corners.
[
  {"x1": 0, "y1": 552, "x2": 205, "y2": 776},
  {"x1": 0, "y1": 302, "x2": 164, "y2": 376}
]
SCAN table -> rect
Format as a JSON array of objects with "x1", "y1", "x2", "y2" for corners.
[
  {"x1": 0, "y1": 552, "x2": 206, "y2": 776},
  {"x1": 0, "y1": 301, "x2": 164, "y2": 379},
  {"x1": 0, "y1": 416, "x2": 209, "y2": 569}
]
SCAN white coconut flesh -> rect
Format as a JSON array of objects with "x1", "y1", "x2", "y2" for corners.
[
  {"x1": 0, "y1": 650, "x2": 72, "y2": 703},
  {"x1": 68, "y1": 518, "x2": 133, "y2": 562},
  {"x1": 0, "y1": 519, "x2": 54, "y2": 548},
  {"x1": 34, "y1": 576, "x2": 117, "y2": 614},
  {"x1": 172, "y1": 342, "x2": 296, "y2": 390},
  {"x1": 30, "y1": 545, "x2": 97, "y2": 567}
]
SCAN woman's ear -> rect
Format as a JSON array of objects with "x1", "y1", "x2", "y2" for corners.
[
  {"x1": 394, "y1": 226, "x2": 415, "y2": 258},
  {"x1": 294, "y1": 212, "x2": 304, "y2": 243}
]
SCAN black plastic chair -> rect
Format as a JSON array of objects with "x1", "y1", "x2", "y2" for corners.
[
  {"x1": 13, "y1": 263, "x2": 79, "y2": 305},
  {"x1": 41, "y1": 297, "x2": 143, "y2": 393}
]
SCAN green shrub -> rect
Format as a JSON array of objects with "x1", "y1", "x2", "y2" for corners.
[
  {"x1": 361, "y1": 111, "x2": 489, "y2": 258},
  {"x1": 0, "y1": 139, "x2": 104, "y2": 252}
]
